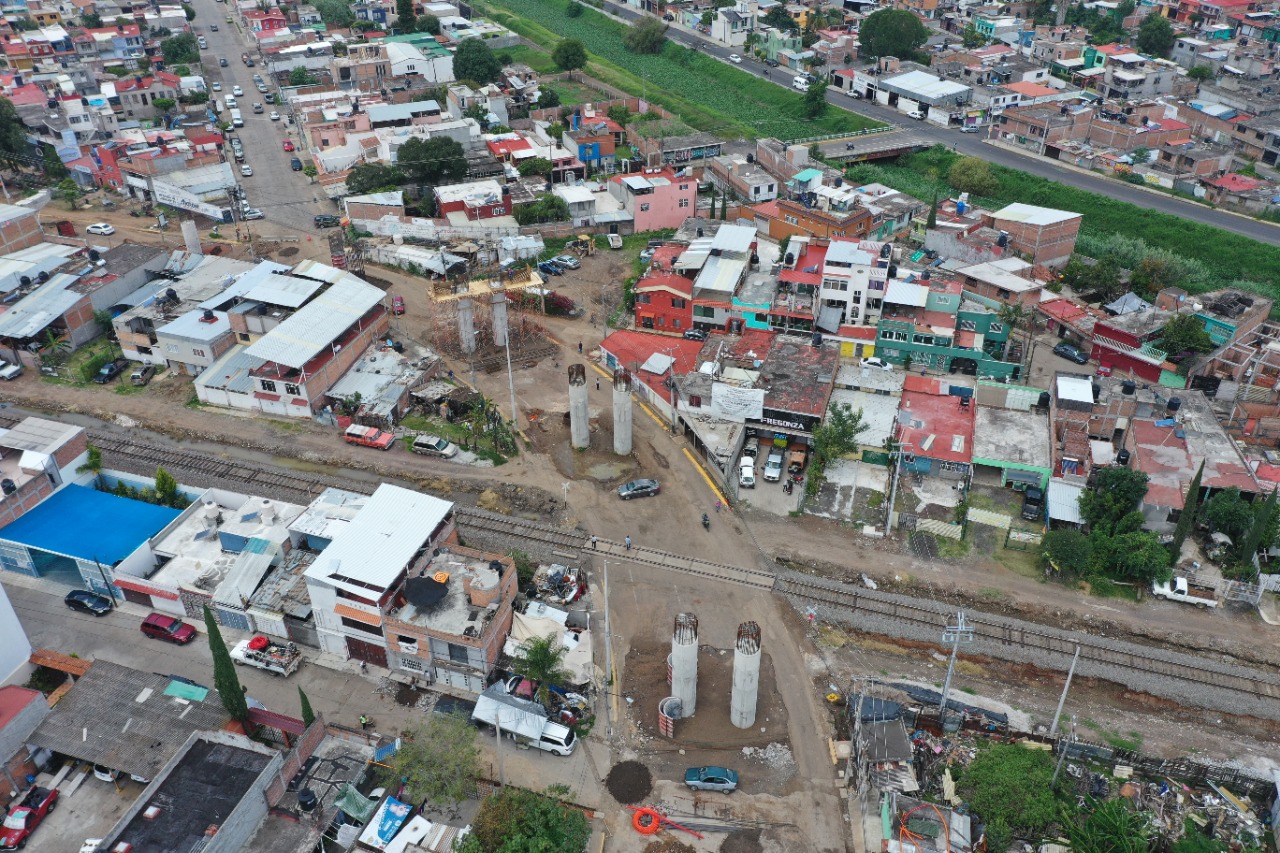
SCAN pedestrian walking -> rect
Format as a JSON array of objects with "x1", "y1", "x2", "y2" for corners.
[
  {"x1": 596, "y1": 377, "x2": 601, "y2": 391},
  {"x1": 715, "y1": 500, "x2": 722, "y2": 513},
  {"x1": 359, "y1": 714, "x2": 370, "y2": 731},
  {"x1": 358, "y1": 660, "x2": 367, "y2": 674},
  {"x1": 590, "y1": 535, "x2": 599, "y2": 549},
  {"x1": 578, "y1": 341, "x2": 584, "y2": 354},
  {"x1": 624, "y1": 535, "x2": 632, "y2": 550}
]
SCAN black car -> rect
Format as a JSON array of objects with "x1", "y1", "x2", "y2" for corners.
[
  {"x1": 683, "y1": 328, "x2": 708, "y2": 342},
  {"x1": 314, "y1": 214, "x2": 341, "y2": 228},
  {"x1": 92, "y1": 359, "x2": 127, "y2": 384},
  {"x1": 537, "y1": 261, "x2": 563, "y2": 276},
  {"x1": 1053, "y1": 343, "x2": 1090, "y2": 365},
  {"x1": 290, "y1": 157, "x2": 303, "y2": 171},
  {"x1": 765, "y1": 58, "x2": 780, "y2": 67},
  {"x1": 65, "y1": 589, "x2": 113, "y2": 616},
  {"x1": 617, "y1": 478, "x2": 660, "y2": 500},
  {"x1": 433, "y1": 696, "x2": 477, "y2": 719}
]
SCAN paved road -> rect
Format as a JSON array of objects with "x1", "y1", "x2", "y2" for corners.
[
  {"x1": 192, "y1": 0, "x2": 328, "y2": 234},
  {"x1": 595, "y1": 1, "x2": 1280, "y2": 248}
]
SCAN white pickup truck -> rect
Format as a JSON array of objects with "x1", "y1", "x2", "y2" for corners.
[
  {"x1": 1152, "y1": 577, "x2": 1219, "y2": 608},
  {"x1": 231, "y1": 637, "x2": 302, "y2": 675}
]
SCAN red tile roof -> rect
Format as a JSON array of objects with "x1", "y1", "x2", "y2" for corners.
[
  {"x1": 1203, "y1": 173, "x2": 1267, "y2": 192},
  {"x1": 0, "y1": 686, "x2": 40, "y2": 729},
  {"x1": 897, "y1": 387, "x2": 976, "y2": 464},
  {"x1": 635, "y1": 272, "x2": 693, "y2": 297}
]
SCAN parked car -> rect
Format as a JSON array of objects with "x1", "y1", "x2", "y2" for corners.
[
  {"x1": 0, "y1": 786, "x2": 59, "y2": 850},
  {"x1": 64, "y1": 589, "x2": 113, "y2": 616},
  {"x1": 270, "y1": 111, "x2": 280, "y2": 121},
  {"x1": 639, "y1": 247, "x2": 657, "y2": 264},
  {"x1": 391, "y1": 294, "x2": 405, "y2": 315},
  {"x1": 742, "y1": 436, "x2": 759, "y2": 458},
  {"x1": 265, "y1": 92, "x2": 276, "y2": 103},
  {"x1": 537, "y1": 261, "x2": 563, "y2": 277},
  {"x1": 683, "y1": 328, "x2": 708, "y2": 342},
  {"x1": 290, "y1": 157, "x2": 303, "y2": 171},
  {"x1": 1053, "y1": 342, "x2": 1090, "y2": 365},
  {"x1": 552, "y1": 254, "x2": 580, "y2": 270},
  {"x1": 219, "y1": 57, "x2": 228, "y2": 66},
  {"x1": 860, "y1": 357, "x2": 892, "y2": 371},
  {"x1": 344, "y1": 424, "x2": 395, "y2": 450},
  {"x1": 0, "y1": 360, "x2": 22, "y2": 381},
  {"x1": 765, "y1": 58, "x2": 779, "y2": 67},
  {"x1": 1020, "y1": 486, "x2": 1044, "y2": 521},
  {"x1": 232, "y1": 85, "x2": 243, "y2": 96},
  {"x1": 617, "y1": 479, "x2": 660, "y2": 500},
  {"x1": 314, "y1": 214, "x2": 341, "y2": 228},
  {"x1": 906, "y1": 110, "x2": 926, "y2": 120},
  {"x1": 92, "y1": 765, "x2": 118, "y2": 783},
  {"x1": 130, "y1": 364, "x2": 156, "y2": 386},
  {"x1": 738, "y1": 457, "x2": 756, "y2": 489},
  {"x1": 92, "y1": 358, "x2": 127, "y2": 384},
  {"x1": 240, "y1": 165, "x2": 253, "y2": 177},
  {"x1": 212, "y1": 81, "x2": 222, "y2": 91},
  {"x1": 959, "y1": 125, "x2": 981, "y2": 133},
  {"x1": 763, "y1": 451, "x2": 784, "y2": 482},
  {"x1": 85, "y1": 222, "x2": 115, "y2": 236},
  {"x1": 210, "y1": 24, "x2": 218, "y2": 30},
  {"x1": 728, "y1": 53, "x2": 742, "y2": 63},
  {"x1": 411, "y1": 434, "x2": 459, "y2": 458},
  {"x1": 684, "y1": 766, "x2": 739, "y2": 793},
  {"x1": 141, "y1": 612, "x2": 197, "y2": 644},
  {"x1": 257, "y1": 83, "x2": 269, "y2": 93},
  {"x1": 282, "y1": 139, "x2": 294, "y2": 152},
  {"x1": 241, "y1": 208, "x2": 264, "y2": 220}
]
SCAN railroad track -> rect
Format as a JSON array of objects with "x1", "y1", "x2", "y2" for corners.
[{"x1": 776, "y1": 574, "x2": 1280, "y2": 704}]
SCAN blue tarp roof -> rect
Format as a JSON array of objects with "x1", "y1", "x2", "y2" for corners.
[{"x1": 0, "y1": 485, "x2": 181, "y2": 564}]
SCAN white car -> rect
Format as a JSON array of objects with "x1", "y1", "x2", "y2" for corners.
[
  {"x1": 240, "y1": 165, "x2": 253, "y2": 176},
  {"x1": 232, "y1": 85, "x2": 243, "y2": 96},
  {"x1": 860, "y1": 357, "x2": 892, "y2": 371},
  {"x1": 269, "y1": 111, "x2": 280, "y2": 121},
  {"x1": 241, "y1": 208, "x2": 264, "y2": 220},
  {"x1": 86, "y1": 223, "x2": 115, "y2": 235},
  {"x1": 763, "y1": 452, "x2": 784, "y2": 482},
  {"x1": 729, "y1": 53, "x2": 742, "y2": 63},
  {"x1": 212, "y1": 81, "x2": 222, "y2": 91},
  {"x1": 226, "y1": 96, "x2": 237, "y2": 108},
  {"x1": 738, "y1": 456, "x2": 756, "y2": 489}
]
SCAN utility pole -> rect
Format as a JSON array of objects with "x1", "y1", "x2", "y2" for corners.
[
  {"x1": 938, "y1": 611, "x2": 974, "y2": 723},
  {"x1": 1048, "y1": 644, "x2": 1080, "y2": 737},
  {"x1": 504, "y1": 335, "x2": 517, "y2": 427},
  {"x1": 602, "y1": 557, "x2": 613, "y2": 738},
  {"x1": 884, "y1": 441, "x2": 912, "y2": 535}
]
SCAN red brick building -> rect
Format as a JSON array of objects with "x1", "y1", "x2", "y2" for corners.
[
  {"x1": 751, "y1": 197, "x2": 873, "y2": 242},
  {"x1": 987, "y1": 203, "x2": 1083, "y2": 268},
  {"x1": 633, "y1": 246, "x2": 693, "y2": 334}
]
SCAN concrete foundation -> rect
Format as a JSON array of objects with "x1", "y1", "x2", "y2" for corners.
[
  {"x1": 568, "y1": 364, "x2": 589, "y2": 449},
  {"x1": 458, "y1": 298, "x2": 476, "y2": 354},
  {"x1": 491, "y1": 293, "x2": 509, "y2": 347},
  {"x1": 670, "y1": 613, "x2": 698, "y2": 718},
  {"x1": 730, "y1": 621, "x2": 761, "y2": 729},
  {"x1": 613, "y1": 369, "x2": 633, "y2": 456}
]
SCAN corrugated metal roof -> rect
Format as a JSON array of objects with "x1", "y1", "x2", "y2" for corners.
[
  {"x1": 243, "y1": 275, "x2": 384, "y2": 369},
  {"x1": 244, "y1": 273, "x2": 324, "y2": 308},
  {"x1": 214, "y1": 537, "x2": 279, "y2": 609},
  {"x1": 303, "y1": 484, "x2": 452, "y2": 594},
  {"x1": 0, "y1": 274, "x2": 83, "y2": 338},
  {"x1": 194, "y1": 345, "x2": 266, "y2": 394},
  {"x1": 1047, "y1": 478, "x2": 1084, "y2": 524},
  {"x1": 157, "y1": 308, "x2": 230, "y2": 342}
]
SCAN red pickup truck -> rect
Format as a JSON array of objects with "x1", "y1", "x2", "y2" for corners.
[
  {"x1": 344, "y1": 424, "x2": 395, "y2": 450},
  {"x1": 0, "y1": 786, "x2": 58, "y2": 850}
]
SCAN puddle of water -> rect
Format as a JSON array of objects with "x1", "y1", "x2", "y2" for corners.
[{"x1": 585, "y1": 461, "x2": 629, "y2": 481}]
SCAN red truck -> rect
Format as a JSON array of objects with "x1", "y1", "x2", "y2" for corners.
[
  {"x1": 0, "y1": 786, "x2": 59, "y2": 850},
  {"x1": 344, "y1": 424, "x2": 395, "y2": 450}
]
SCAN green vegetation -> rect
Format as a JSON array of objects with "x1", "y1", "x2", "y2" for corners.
[
  {"x1": 378, "y1": 715, "x2": 480, "y2": 806},
  {"x1": 956, "y1": 744, "x2": 1066, "y2": 852},
  {"x1": 1044, "y1": 468, "x2": 1171, "y2": 586},
  {"x1": 160, "y1": 32, "x2": 198, "y2": 65},
  {"x1": 482, "y1": 0, "x2": 883, "y2": 140},
  {"x1": 500, "y1": 43, "x2": 557, "y2": 74},
  {"x1": 459, "y1": 786, "x2": 590, "y2": 853},
  {"x1": 204, "y1": 605, "x2": 249, "y2": 723},
  {"x1": 454, "y1": 38, "x2": 504, "y2": 85},
  {"x1": 512, "y1": 635, "x2": 572, "y2": 707},
  {"x1": 858, "y1": 9, "x2": 930, "y2": 61},
  {"x1": 847, "y1": 148, "x2": 1280, "y2": 299}
]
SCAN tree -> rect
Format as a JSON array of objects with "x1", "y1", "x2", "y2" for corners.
[
  {"x1": 297, "y1": 686, "x2": 316, "y2": 728},
  {"x1": 1187, "y1": 64, "x2": 1214, "y2": 82},
  {"x1": 41, "y1": 144, "x2": 68, "y2": 179},
  {"x1": 962, "y1": 23, "x2": 986, "y2": 48},
  {"x1": 1091, "y1": 530, "x2": 1170, "y2": 583},
  {"x1": 1170, "y1": 461, "x2": 1204, "y2": 557},
  {"x1": 1159, "y1": 314, "x2": 1213, "y2": 357},
  {"x1": 518, "y1": 157, "x2": 553, "y2": 177},
  {"x1": 453, "y1": 38, "x2": 503, "y2": 85},
  {"x1": 1079, "y1": 467, "x2": 1149, "y2": 535},
  {"x1": 803, "y1": 78, "x2": 827, "y2": 119},
  {"x1": 204, "y1": 606, "x2": 249, "y2": 723},
  {"x1": 346, "y1": 163, "x2": 405, "y2": 195},
  {"x1": 419, "y1": 13, "x2": 440, "y2": 34},
  {"x1": 77, "y1": 445, "x2": 104, "y2": 487},
  {"x1": 512, "y1": 635, "x2": 571, "y2": 707},
  {"x1": 1202, "y1": 487, "x2": 1254, "y2": 543},
  {"x1": 1064, "y1": 798, "x2": 1151, "y2": 853},
  {"x1": 537, "y1": 86, "x2": 561, "y2": 109},
  {"x1": 565, "y1": 2, "x2": 584, "y2": 18},
  {"x1": 302, "y1": 164, "x2": 317, "y2": 178},
  {"x1": 1235, "y1": 488, "x2": 1276, "y2": 567},
  {"x1": 398, "y1": 135, "x2": 467, "y2": 186},
  {"x1": 459, "y1": 786, "x2": 591, "y2": 853},
  {"x1": 1042, "y1": 529, "x2": 1092, "y2": 576},
  {"x1": 315, "y1": 0, "x2": 355, "y2": 26},
  {"x1": 154, "y1": 466, "x2": 184, "y2": 508},
  {"x1": 289, "y1": 66, "x2": 317, "y2": 86},
  {"x1": 152, "y1": 97, "x2": 177, "y2": 116},
  {"x1": 948, "y1": 156, "x2": 998, "y2": 195},
  {"x1": 700, "y1": 10, "x2": 715, "y2": 26},
  {"x1": 623, "y1": 16, "x2": 668, "y2": 54},
  {"x1": 0, "y1": 98, "x2": 29, "y2": 168},
  {"x1": 55, "y1": 178, "x2": 83, "y2": 209},
  {"x1": 607, "y1": 104, "x2": 630, "y2": 126},
  {"x1": 161, "y1": 33, "x2": 199, "y2": 65},
  {"x1": 1136, "y1": 14, "x2": 1175, "y2": 58},
  {"x1": 395, "y1": 0, "x2": 416, "y2": 33},
  {"x1": 858, "y1": 9, "x2": 929, "y2": 60},
  {"x1": 997, "y1": 302, "x2": 1027, "y2": 359},
  {"x1": 380, "y1": 714, "x2": 480, "y2": 806},
  {"x1": 81, "y1": 11, "x2": 103, "y2": 28},
  {"x1": 762, "y1": 6, "x2": 793, "y2": 29},
  {"x1": 552, "y1": 39, "x2": 587, "y2": 79},
  {"x1": 182, "y1": 3, "x2": 196, "y2": 21},
  {"x1": 812, "y1": 403, "x2": 868, "y2": 466},
  {"x1": 1060, "y1": 257, "x2": 1124, "y2": 303},
  {"x1": 957, "y1": 744, "x2": 1062, "y2": 852},
  {"x1": 513, "y1": 194, "x2": 570, "y2": 225},
  {"x1": 1130, "y1": 256, "x2": 1179, "y2": 295}
]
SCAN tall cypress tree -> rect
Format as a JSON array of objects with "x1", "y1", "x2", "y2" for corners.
[
  {"x1": 204, "y1": 606, "x2": 249, "y2": 723},
  {"x1": 298, "y1": 686, "x2": 316, "y2": 728},
  {"x1": 1237, "y1": 488, "x2": 1277, "y2": 570},
  {"x1": 1170, "y1": 460, "x2": 1203, "y2": 558}
]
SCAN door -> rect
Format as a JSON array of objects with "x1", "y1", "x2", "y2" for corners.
[{"x1": 346, "y1": 636, "x2": 388, "y2": 668}]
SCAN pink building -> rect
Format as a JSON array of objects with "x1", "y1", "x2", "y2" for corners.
[{"x1": 608, "y1": 167, "x2": 698, "y2": 232}]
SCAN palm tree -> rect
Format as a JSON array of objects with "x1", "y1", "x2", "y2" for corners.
[
  {"x1": 76, "y1": 444, "x2": 104, "y2": 489},
  {"x1": 512, "y1": 635, "x2": 571, "y2": 708},
  {"x1": 997, "y1": 302, "x2": 1028, "y2": 362}
]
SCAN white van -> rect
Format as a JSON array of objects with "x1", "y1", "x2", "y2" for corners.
[
  {"x1": 793, "y1": 75, "x2": 810, "y2": 91},
  {"x1": 230, "y1": 108, "x2": 243, "y2": 127}
]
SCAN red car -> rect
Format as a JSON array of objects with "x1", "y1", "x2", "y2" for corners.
[
  {"x1": 141, "y1": 612, "x2": 197, "y2": 644},
  {"x1": 0, "y1": 786, "x2": 58, "y2": 850},
  {"x1": 282, "y1": 140, "x2": 295, "y2": 152},
  {"x1": 392, "y1": 295, "x2": 405, "y2": 315}
]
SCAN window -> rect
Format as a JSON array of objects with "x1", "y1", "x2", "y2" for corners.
[
  {"x1": 640, "y1": 203, "x2": 650, "y2": 212},
  {"x1": 693, "y1": 305, "x2": 715, "y2": 318},
  {"x1": 880, "y1": 330, "x2": 894, "y2": 340},
  {"x1": 671, "y1": 298, "x2": 686, "y2": 309},
  {"x1": 989, "y1": 322, "x2": 1004, "y2": 334},
  {"x1": 656, "y1": 317, "x2": 665, "y2": 327},
  {"x1": 679, "y1": 198, "x2": 690, "y2": 208},
  {"x1": 679, "y1": 183, "x2": 689, "y2": 190},
  {"x1": 635, "y1": 293, "x2": 651, "y2": 304},
  {"x1": 285, "y1": 383, "x2": 300, "y2": 395},
  {"x1": 239, "y1": 333, "x2": 251, "y2": 342},
  {"x1": 783, "y1": 214, "x2": 798, "y2": 225},
  {"x1": 192, "y1": 348, "x2": 206, "y2": 358},
  {"x1": 673, "y1": 319, "x2": 682, "y2": 328},
  {"x1": 447, "y1": 642, "x2": 470, "y2": 664},
  {"x1": 165, "y1": 344, "x2": 178, "y2": 353},
  {"x1": 261, "y1": 380, "x2": 277, "y2": 392},
  {"x1": 340, "y1": 616, "x2": 383, "y2": 636},
  {"x1": 958, "y1": 319, "x2": 977, "y2": 332},
  {"x1": 490, "y1": 206, "x2": 505, "y2": 215}
]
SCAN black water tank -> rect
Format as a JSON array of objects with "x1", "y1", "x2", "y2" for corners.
[
  {"x1": 297, "y1": 789, "x2": 317, "y2": 812},
  {"x1": 1116, "y1": 449, "x2": 1131, "y2": 466},
  {"x1": 1167, "y1": 397, "x2": 1182, "y2": 412},
  {"x1": 88, "y1": 249, "x2": 100, "y2": 263},
  {"x1": 1037, "y1": 391, "x2": 1050, "y2": 408},
  {"x1": 1121, "y1": 379, "x2": 1136, "y2": 395},
  {"x1": 1, "y1": 480, "x2": 15, "y2": 496}
]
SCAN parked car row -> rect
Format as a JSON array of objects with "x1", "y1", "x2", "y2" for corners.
[{"x1": 537, "y1": 254, "x2": 581, "y2": 277}]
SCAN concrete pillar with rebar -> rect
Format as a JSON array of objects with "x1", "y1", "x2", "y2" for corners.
[
  {"x1": 670, "y1": 613, "x2": 699, "y2": 718},
  {"x1": 730, "y1": 622, "x2": 761, "y2": 728},
  {"x1": 568, "y1": 364, "x2": 590, "y2": 449},
  {"x1": 613, "y1": 368, "x2": 633, "y2": 456}
]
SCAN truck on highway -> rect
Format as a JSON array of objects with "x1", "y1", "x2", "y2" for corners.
[
  {"x1": 344, "y1": 424, "x2": 395, "y2": 450},
  {"x1": 470, "y1": 683, "x2": 578, "y2": 756},
  {"x1": 230, "y1": 637, "x2": 302, "y2": 675},
  {"x1": 1152, "y1": 577, "x2": 1219, "y2": 608}
]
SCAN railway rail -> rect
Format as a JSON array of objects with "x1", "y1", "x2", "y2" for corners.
[{"x1": 776, "y1": 573, "x2": 1280, "y2": 704}]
